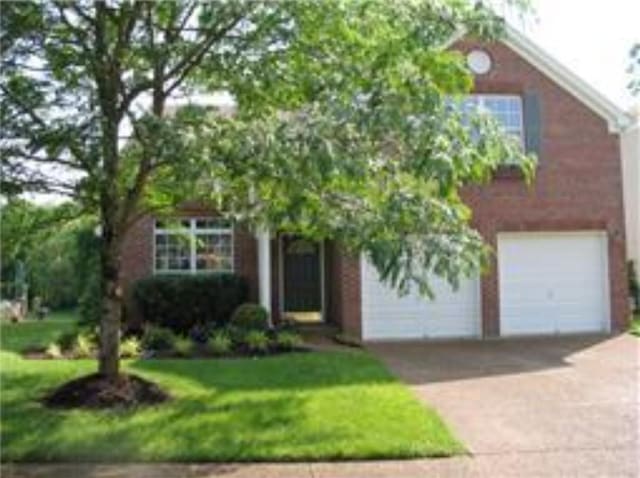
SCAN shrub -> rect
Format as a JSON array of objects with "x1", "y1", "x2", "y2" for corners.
[
  {"x1": 57, "y1": 330, "x2": 80, "y2": 352},
  {"x1": 56, "y1": 328, "x2": 97, "y2": 356},
  {"x1": 243, "y1": 330, "x2": 270, "y2": 353},
  {"x1": 142, "y1": 326, "x2": 176, "y2": 352},
  {"x1": 207, "y1": 332, "x2": 232, "y2": 356},
  {"x1": 230, "y1": 303, "x2": 269, "y2": 331},
  {"x1": 189, "y1": 323, "x2": 213, "y2": 344},
  {"x1": 224, "y1": 324, "x2": 245, "y2": 344},
  {"x1": 45, "y1": 342, "x2": 63, "y2": 359},
  {"x1": 71, "y1": 332, "x2": 96, "y2": 358},
  {"x1": 120, "y1": 337, "x2": 142, "y2": 358},
  {"x1": 133, "y1": 274, "x2": 249, "y2": 335},
  {"x1": 173, "y1": 337, "x2": 194, "y2": 357},
  {"x1": 274, "y1": 331, "x2": 303, "y2": 350}
]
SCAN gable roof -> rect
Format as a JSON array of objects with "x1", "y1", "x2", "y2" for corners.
[{"x1": 450, "y1": 24, "x2": 632, "y2": 133}]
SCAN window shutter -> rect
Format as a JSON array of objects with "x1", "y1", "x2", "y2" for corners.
[{"x1": 523, "y1": 91, "x2": 541, "y2": 156}]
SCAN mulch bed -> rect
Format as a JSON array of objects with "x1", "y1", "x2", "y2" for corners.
[{"x1": 41, "y1": 373, "x2": 171, "y2": 409}]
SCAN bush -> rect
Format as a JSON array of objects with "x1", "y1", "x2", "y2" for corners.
[
  {"x1": 189, "y1": 323, "x2": 213, "y2": 344},
  {"x1": 45, "y1": 342, "x2": 63, "y2": 359},
  {"x1": 57, "y1": 330, "x2": 80, "y2": 352},
  {"x1": 142, "y1": 326, "x2": 176, "y2": 352},
  {"x1": 208, "y1": 332, "x2": 232, "y2": 356},
  {"x1": 173, "y1": 337, "x2": 194, "y2": 357},
  {"x1": 56, "y1": 328, "x2": 98, "y2": 356},
  {"x1": 230, "y1": 303, "x2": 269, "y2": 331},
  {"x1": 133, "y1": 274, "x2": 249, "y2": 335},
  {"x1": 243, "y1": 330, "x2": 269, "y2": 353},
  {"x1": 120, "y1": 337, "x2": 142, "y2": 358},
  {"x1": 274, "y1": 331, "x2": 303, "y2": 350},
  {"x1": 71, "y1": 332, "x2": 96, "y2": 358}
]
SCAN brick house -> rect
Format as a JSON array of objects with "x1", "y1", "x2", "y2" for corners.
[
  {"x1": 621, "y1": 107, "x2": 640, "y2": 289},
  {"x1": 121, "y1": 26, "x2": 633, "y2": 340}
]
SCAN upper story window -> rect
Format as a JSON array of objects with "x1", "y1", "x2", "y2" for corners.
[
  {"x1": 462, "y1": 94, "x2": 525, "y2": 148},
  {"x1": 154, "y1": 218, "x2": 233, "y2": 274}
]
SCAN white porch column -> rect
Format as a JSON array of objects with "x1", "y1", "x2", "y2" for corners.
[{"x1": 256, "y1": 226, "x2": 272, "y2": 323}]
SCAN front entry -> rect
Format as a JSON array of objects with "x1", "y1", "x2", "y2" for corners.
[{"x1": 281, "y1": 236, "x2": 323, "y2": 322}]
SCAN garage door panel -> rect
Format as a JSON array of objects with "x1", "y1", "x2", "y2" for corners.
[
  {"x1": 499, "y1": 287, "x2": 549, "y2": 302},
  {"x1": 428, "y1": 316, "x2": 478, "y2": 338},
  {"x1": 557, "y1": 315, "x2": 605, "y2": 333},
  {"x1": 498, "y1": 233, "x2": 608, "y2": 336},
  {"x1": 362, "y1": 259, "x2": 480, "y2": 340},
  {"x1": 364, "y1": 318, "x2": 424, "y2": 340}
]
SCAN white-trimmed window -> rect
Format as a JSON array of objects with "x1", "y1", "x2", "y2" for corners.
[
  {"x1": 154, "y1": 218, "x2": 234, "y2": 273},
  {"x1": 462, "y1": 94, "x2": 525, "y2": 147}
]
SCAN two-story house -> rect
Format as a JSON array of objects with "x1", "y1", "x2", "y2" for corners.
[{"x1": 121, "y1": 25, "x2": 632, "y2": 341}]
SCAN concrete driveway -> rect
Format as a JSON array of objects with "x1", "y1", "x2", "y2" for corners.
[{"x1": 369, "y1": 333, "x2": 640, "y2": 477}]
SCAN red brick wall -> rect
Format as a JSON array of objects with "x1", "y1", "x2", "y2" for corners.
[
  {"x1": 119, "y1": 208, "x2": 259, "y2": 321},
  {"x1": 455, "y1": 40, "x2": 627, "y2": 334},
  {"x1": 119, "y1": 39, "x2": 627, "y2": 337},
  {"x1": 119, "y1": 215, "x2": 154, "y2": 292},
  {"x1": 325, "y1": 241, "x2": 362, "y2": 338},
  {"x1": 234, "y1": 226, "x2": 259, "y2": 302}
]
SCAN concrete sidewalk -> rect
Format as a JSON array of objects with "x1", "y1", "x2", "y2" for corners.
[{"x1": 3, "y1": 451, "x2": 638, "y2": 478}]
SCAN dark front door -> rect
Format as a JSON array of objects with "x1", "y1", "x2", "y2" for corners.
[{"x1": 283, "y1": 236, "x2": 321, "y2": 312}]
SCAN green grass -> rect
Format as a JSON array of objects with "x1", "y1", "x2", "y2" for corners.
[
  {"x1": 0, "y1": 310, "x2": 78, "y2": 353},
  {"x1": 0, "y1": 316, "x2": 463, "y2": 462},
  {"x1": 630, "y1": 312, "x2": 640, "y2": 337}
]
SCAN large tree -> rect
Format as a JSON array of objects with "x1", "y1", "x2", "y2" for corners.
[
  {"x1": 629, "y1": 42, "x2": 640, "y2": 96},
  {"x1": 1, "y1": 1, "x2": 531, "y2": 383}
]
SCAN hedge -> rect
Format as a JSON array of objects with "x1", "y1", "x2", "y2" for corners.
[{"x1": 133, "y1": 273, "x2": 249, "y2": 335}]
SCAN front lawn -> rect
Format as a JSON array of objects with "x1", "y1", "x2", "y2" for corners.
[
  {"x1": 0, "y1": 311, "x2": 78, "y2": 354},
  {"x1": 0, "y1": 316, "x2": 463, "y2": 462}
]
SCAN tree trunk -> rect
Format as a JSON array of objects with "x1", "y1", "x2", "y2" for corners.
[
  {"x1": 93, "y1": 1, "x2": 128, "y2": 380},
  {"x1": 98, "y1": 224, "x2": 122, "y2": 379}
]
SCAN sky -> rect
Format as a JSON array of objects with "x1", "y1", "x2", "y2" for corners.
[{"x1": 511, "y1": 0, "x2": 639, "y2": 111}]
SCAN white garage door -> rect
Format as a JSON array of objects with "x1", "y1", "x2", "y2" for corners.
[
  {"x1": 498, "y1": 232, "x2": 609, "y2": 336},
  {"x1": 361, "y1": 258, "x2": 481, "y2": 340}
]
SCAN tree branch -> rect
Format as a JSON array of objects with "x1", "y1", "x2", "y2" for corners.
[
  {"x1": 3, "y1": 150, "x2": 86, "y2": 170},
  {"x1": 163, "y1": 13, "x2": 246, "y2": 97}
]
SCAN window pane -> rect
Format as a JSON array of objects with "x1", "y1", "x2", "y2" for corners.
[
  {"x1": 155, "y1": 219, "x2": 190, "y2": 230},
  {"x1": 155, "y1": 233, "x2": 191, "y2": 272},
  {"x1": 195, "y1": 233, "x2": 233, "y2": 271},
  {"x1": 154, "y1": 217, "x2": 234, "y2": 274},
  {"x1": 479, "y1": 95, "x2": 523, "y2": 143},
  {"x1": 195, "y1": 218, "x2": 232, "y2": 230}
]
